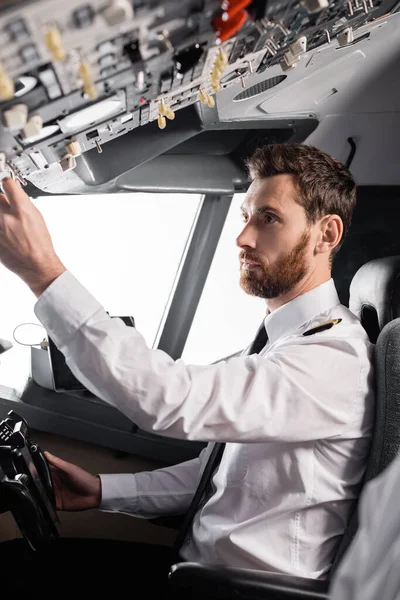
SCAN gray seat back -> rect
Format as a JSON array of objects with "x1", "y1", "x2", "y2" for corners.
[
  {"x1": 365, "y1": 319, "x2": 400, "y2": 478},
  {"x1": 331, "y1": 258, "x2": 400, "y2": 574},
  {"x1": 349, "y1": 256, "x2": 400, "y2": 342}
]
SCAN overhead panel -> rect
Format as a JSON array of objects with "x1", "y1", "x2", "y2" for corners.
[{"x1": 0, "y1": 0, "x2": 398, "y2": 193}]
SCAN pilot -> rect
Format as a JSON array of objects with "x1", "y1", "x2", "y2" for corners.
[{"x1": 0, "y1": 143, "x2": 374, "y2": 594}]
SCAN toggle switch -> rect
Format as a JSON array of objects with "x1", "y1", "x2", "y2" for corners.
[
  {"x1": 0, "y1": 64, "x2": 15, "y2": 101},
  {"x1": 65, "y1": 140, "x2": 82, "y2": 157},
  {"x1": 198, "y1": 89, "x2": 215, "y2": 108},
  {"x1": 22, "y1": 115, "x2": 43, "y2": 139},
  {"x1": 158, "y1": 100, "x2": 175, "y2": 125},
  {"x1": 79, "y1": 61, "x2": 98, "y2": 100},
  {"x1": 3, "y1": 104, "x2": 28, "y2": 129},
  {"x1": 59, "y1": 154, "x2": 77, "y2": 172},
  {"x1": 44, "y1": 25, "x2": 65, "y2": 62},
  {"x1": 157, "y1": 114, "x2": 166, "y2": 129}
]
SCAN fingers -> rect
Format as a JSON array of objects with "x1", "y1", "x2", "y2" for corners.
[
  {"x1": 44, "y1": 451, "x2": 72, "y2": 472},
  {"x1": 0, "y1": 178, "x2": 30, "y2": 211},
  {"x1": 48, "y1": 464, "x2": 63, "y2": 510},
  {"x1": 0, "y1": 193, "x2": 11, "y2": 209}
]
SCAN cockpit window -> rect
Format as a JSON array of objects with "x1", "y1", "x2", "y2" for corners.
[
  {"x1": 182, "y1": 194, "x2": 265, "y2": 365},
  {"x1": 0, "y1": 192, "x2": 202, "y2": 393}
]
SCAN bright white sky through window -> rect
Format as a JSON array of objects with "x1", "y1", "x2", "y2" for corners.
[
  {"x1": 0, "y1": 192, "x2": 201, "y2": 394},
  {"x1": 182, "y1": 194, "x2": 265, "y2": 365}
]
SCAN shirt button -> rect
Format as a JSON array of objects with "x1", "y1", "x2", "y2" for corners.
[{"x1": 185, "y1": 537, "x2": 191, "y2": 546}]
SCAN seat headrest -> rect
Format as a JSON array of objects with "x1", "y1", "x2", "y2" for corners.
[{"x1": 349, "y1": 256, "x2": 400, "y2": 343}]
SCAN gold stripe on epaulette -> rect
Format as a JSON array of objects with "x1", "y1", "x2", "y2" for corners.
[{"x1": 302, "y1": 318, "x2": 342, "y2": 337}]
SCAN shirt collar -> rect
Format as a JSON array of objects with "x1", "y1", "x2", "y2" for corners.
[{"x1": 264, "y1": 279, "x2": 341, "y2": 345}]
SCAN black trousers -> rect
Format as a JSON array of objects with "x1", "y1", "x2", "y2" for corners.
[{"x1": 0, "y1": 538, "x2": 188, "y2": 596}]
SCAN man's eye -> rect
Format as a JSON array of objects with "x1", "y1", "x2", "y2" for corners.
[
  {"x1": 264, "y1": 214, "x2": 277, "y2": 224},
  {"x1": 241, "y1": 214, "x2": 248, "y2": 223}
]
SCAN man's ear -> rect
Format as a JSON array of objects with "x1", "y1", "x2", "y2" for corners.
[{"x1": 315, "y1": 215, "x2": 343, "y2": 256}]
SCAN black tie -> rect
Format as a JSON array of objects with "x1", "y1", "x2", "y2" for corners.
[{"x1": 172, "y1": 320, "x2": 269, "y2": 560}]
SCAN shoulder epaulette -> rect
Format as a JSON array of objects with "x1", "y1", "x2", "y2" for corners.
[{"x1": 302, "y1": 318, "x2": 342, "y2": 337}]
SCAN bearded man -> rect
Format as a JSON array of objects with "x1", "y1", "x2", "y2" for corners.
[{"x1": 0, "y1": 143, "x2": 374, "y2": 594}]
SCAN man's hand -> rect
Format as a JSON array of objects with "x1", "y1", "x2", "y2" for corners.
[
  {"x1": 45, "y1": 451, "x2": 102, "y2": 511},
  {"x1": 0, "y1": 177, "x2": 66, "y2": 297}
]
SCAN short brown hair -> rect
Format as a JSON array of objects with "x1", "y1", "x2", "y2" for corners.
[{"x1": 246, "y1": 143, "x2": 356, "y2": 257}]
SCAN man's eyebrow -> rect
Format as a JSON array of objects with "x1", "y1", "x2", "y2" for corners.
[{"x1": 241, "y1": 205, "x2": 283, "y2": 216}]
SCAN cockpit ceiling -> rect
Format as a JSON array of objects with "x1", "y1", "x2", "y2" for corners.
[{"x1": 0, "y1": 0, "x2": 399, "y2": 194}]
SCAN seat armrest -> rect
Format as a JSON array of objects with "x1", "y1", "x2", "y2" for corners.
[{"x1": 169, "y1": 562, "x2": 330, "y2": 600}]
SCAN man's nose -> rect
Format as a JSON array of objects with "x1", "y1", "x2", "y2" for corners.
[{"x1": 236, "y1": 223, "x2": 257, "y2": 249}]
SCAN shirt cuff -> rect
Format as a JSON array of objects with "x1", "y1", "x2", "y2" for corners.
[
  {"x1": 99, "y1": 473, "x2": 139, "y2": 513},
  {"x1": 34, "y1": 270, "x2": 104, "y2": 347}
]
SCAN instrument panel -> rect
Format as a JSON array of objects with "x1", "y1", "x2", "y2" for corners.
[{"x1": 0, "y1": 0, "x2": 398, "y2": 191}]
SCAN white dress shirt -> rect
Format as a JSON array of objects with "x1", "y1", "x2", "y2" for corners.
[
  {"x1": 329, "y1": 451, "x2": 400, "y2": 600},
  {"x1": 34, "y1": 271, "x2": 375, "y2": 579}
]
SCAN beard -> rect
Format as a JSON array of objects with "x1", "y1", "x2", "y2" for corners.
[{"x1": 239, "y1": 230, "x2": 311, "y2": 299}]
